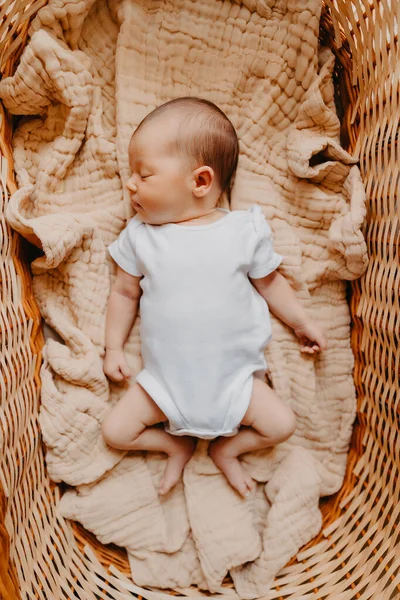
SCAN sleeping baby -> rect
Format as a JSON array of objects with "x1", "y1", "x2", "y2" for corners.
[{"x1": 102, "y1": 97, "x2": 327, "y2": 498}]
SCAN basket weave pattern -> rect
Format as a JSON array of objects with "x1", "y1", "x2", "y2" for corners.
[{"x1": 0, "y1": 1, "x2": 399, "y2": 598}]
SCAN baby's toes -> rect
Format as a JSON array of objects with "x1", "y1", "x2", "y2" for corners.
[
  {"x1": 240, "y1": 465, "x2": 254, "y2": 496},
  {"x1": 159, "y1": 478, "x2": 167, "y2": 495},
  {"x1": 301, "y1": 347, "x2": 313, "y2": 354},
  {"x1": 244, "y1": 475, "x2": 253, "y2": 495},
  {"x1": 237, "y1": 481, "x2": 249, "y2": 498}
]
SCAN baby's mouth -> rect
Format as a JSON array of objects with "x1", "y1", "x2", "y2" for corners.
[{"x1": 131, "y1": 199, "x2": 141, "y2": 209}]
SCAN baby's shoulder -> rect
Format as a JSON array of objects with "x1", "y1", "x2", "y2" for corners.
[
  {"x1": 231, "y1": 204, "x2": 264, "y2": 220},
  {"x1": 231, "y1": 204, "x2": 267, "y2": 235}
]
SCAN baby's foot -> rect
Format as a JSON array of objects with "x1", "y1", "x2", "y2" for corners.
[
  {"x1": 159, "y1": 437, "x2": 196, "y2": 495},
  {"x1": 209, "y1": 441, "x2": 253, "y2": 498}
]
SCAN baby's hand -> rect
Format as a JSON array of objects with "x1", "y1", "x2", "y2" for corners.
[
  {"x1": 103, "y1": 348, "x2": 133, "y2": 382},
  {"x1": 294, "y1": 321, "x2": 327, "y2": 354}
]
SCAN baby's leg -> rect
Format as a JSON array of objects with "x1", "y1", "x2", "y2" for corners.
[
  {"x1": 102, "y1": 383, "x2": 196, "y2": 495},
  {"x1": 209, "y1": 377, "x2": 296, "y2": 498}
]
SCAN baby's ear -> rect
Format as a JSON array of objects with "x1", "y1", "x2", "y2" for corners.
[{"x1": 192, "y1": 166, "x2": 214, "y2": 197}]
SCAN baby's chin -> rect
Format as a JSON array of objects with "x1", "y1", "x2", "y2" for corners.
[
  {"x1": 132, "y1": 205, "x2": 180, "y2": 226},
  {"x1": 137, "y1": 212, "x2": 168, "y2": 226}
]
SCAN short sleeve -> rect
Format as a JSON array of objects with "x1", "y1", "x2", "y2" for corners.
[
  {"x1": 107, "y1": 216, "x2": 143, "y2": 277},
  {"x1": 248, "y1": 205, "x2": 283, "y2": 279}
]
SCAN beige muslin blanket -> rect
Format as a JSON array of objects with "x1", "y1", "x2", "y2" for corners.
[{"x1": 0, "y1": 0, "x2": 368, "y2": 597}]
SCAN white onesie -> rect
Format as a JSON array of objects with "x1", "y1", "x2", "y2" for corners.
[{"x1": 107, "y1": 204, "x2": 282, "y2": 440}]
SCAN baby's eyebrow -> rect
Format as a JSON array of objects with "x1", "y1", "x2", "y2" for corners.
[{"x1": 128, "y1": 155, "x2": 142, "y2": 170}]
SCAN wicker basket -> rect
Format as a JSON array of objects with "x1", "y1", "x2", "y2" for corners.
[{"x1": 0, "y1": 1, "x2": 398, "y2": 599}]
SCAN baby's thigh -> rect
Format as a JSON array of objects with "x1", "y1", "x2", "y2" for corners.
[
  {"x1": 102, "y1": 382, "x2": 166, "y2": 446},
  {"x1": 241, "y1": 377, "x2": 296, "y2": 440}
]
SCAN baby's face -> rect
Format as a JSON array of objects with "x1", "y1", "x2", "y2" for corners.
[{"x1": 126, "y1": 118, "x2": 196, "y2": 225}]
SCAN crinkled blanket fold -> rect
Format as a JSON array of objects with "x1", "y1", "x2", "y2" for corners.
[{"x1": 0, "y1": 0, "x2": 368, "y2": 597}]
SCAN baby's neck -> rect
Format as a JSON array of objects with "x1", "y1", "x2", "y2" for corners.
[{"x1": 174, "y1": 207, "x2": 227, "y2": 227}]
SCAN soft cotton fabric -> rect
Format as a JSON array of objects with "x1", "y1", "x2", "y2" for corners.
[
  {"x1": 108, "y1": 204, "x2": 283, "y2": 439},
  {"x1": 0, "y1": 0, "x2": 369, "y2": 596}
]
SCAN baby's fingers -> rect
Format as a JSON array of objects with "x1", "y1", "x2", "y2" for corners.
[
  {"x1": 104, "y1": 362, "x2": 126, "y2": 381},
  {"x1": 312, "y1": 329, "x2": 328, "y2": 351},
  {"x1": 300, "y1": 346, "x2": 315, "y2": 354},
  {"x1": 120, "y1": 363, "x2": 132, "y2": 379},
  {"x1": 300, "y1": 343, "x2": 321, "y2": 354},
  {"x1": 106, "y1": 368, "x2": 125, "y2": 382}
]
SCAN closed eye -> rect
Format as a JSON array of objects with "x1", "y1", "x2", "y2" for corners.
[{"x1": 140, "y1": 174, "x2": 152, "y2": 180}]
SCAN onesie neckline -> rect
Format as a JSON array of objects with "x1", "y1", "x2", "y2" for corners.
[{"x1": 162, "y1": 208, "x2": 232, "y2": 231}]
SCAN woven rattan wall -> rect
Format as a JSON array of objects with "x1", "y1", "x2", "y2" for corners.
[{"x1": 0, "y1": 1, "x2": 399, "y2": 599}]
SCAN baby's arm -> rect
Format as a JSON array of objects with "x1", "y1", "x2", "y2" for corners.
[
  {"x1": 104, "y1": 266, "x2": 143, "y2": 381},
  {"x1": 250, "y1": 271, "x2": 327, "y2": 353}
]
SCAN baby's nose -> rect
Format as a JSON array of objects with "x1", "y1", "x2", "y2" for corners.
[{"x1": 126, "y1": 177, "x2": 137, "y2": 192}]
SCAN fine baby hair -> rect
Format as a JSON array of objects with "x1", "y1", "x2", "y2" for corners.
[{"x1": 132, "y1": 97, "x2": 240, "y2": 206}]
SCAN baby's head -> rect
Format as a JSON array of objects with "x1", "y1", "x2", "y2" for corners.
[{"x1": 126, "y1": 97, "x2": 239, "y2": 225}]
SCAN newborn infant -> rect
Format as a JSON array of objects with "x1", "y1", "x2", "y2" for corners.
[{"x1": 102, "y1": 97, "x2": 327, "y2": 498}]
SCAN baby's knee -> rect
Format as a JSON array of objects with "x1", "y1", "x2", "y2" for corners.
[
  {"x1": 101, "y1": 415, "x2": 138, "y2": 449},
  {"x1": 277, "y1": 408, "x2": 296, "y2": 442},
  {"x1": 101, "y1": 417, "x2": 120, "y2": 448}
]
